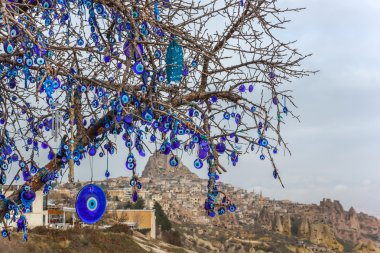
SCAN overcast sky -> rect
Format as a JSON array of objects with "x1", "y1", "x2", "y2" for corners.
[{"x1": 73, "y1": 0, "x2": 380, "y2": 217}]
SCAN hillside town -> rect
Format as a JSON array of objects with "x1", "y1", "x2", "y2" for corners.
[{"x1": 3, "y1": 153, "x2": 379, "y2": 253}]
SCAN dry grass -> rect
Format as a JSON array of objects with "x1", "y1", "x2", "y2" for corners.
[{"x1": 1, "y1": 227, "x2": 148, "y2": 253}]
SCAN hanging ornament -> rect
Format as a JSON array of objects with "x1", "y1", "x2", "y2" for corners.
[
  {"x1": 51, "y1": 101, "x2": 62, "y2": 142},
  {"x1": 17, "y1": 215, "x2": 27, "y2": 241},
  {"x1": 165, "y1": 38, "x2": 184, "y2": 85},
  {"x1": 75, "y1": 184, "x2": 106, "y2": 224},
  {"x1": 154, "y1": 1, "x2": 161, "y2": 21},
  {"x1": 20, "y1": 187, "x2": 36, "y2": 213}
]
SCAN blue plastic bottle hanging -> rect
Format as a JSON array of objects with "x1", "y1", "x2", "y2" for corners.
[{"x1": 165, "y1": 37, "x2": 184, "y2": 85}]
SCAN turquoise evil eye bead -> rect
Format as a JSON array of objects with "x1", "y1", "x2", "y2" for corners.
[
  {"x1": 133, "y1": 61, "x2": 144, "y2": 75},
  {"x1": 154, "y1": 49, "x2": 162, "y2": 59},
  {"x1": 169, "y1": 156, "x2": 179, "y2": 167},
  {"x1": 36, "y1": 57, "x2": 45, "y2": 65},
  {"x1": 120, "y1": 92, "x2": 129, "y2": 105},
  {"x1": 259, "y1": 138, "x2": 268, "y2": 147},
  {"x1": 228, "y1": 204, "x2": 236, "y2": 212},
  {"x1": 194, "y1": 159, "x2": 203, "y2": 169},
  {"x1": 4, "y1": 41, "x2": 15, "y2": 54}
]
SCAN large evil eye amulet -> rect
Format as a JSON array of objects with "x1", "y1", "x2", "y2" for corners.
[{"x1": 75, "y1": 184, "x2": 106, "y2": 224}]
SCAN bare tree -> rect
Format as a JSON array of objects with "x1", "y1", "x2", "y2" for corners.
[{"x1": 0, "y1": 0, "x2": 312, "y2": 231}]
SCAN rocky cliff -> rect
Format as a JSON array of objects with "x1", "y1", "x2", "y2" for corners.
[{"x1": 141, "y1": 152, "x2": 198, "y2": 180}]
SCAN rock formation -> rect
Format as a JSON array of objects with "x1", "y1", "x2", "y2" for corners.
[
  {"x1": 142, "y1": 152, "x2": 198, "y2": 179},
  {"x1": 309, "y1": 223, "x2": 344, "y2": 252},
  {"x1": 353, "y1": 241, "x2": 380, "y2": 253},
  {"x1": 273, "y1": 213, "x2": 283, "y2": 233},
  {"x1": 298, "y1": 217, "x2": 310, "y2": 237},
  {"x1": 347, "y1": 207, "x2": 360, "y2": 230},
  {"x1": 282, "y1": 214, "x2": 292, "y2": 236}
]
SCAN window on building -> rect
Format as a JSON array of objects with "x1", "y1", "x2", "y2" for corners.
[{"x1": 43, "y1": 195, "x2": 48, "y2": 210}]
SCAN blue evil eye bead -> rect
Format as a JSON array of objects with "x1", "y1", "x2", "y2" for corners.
[
  {"x1": 1, "y1": 162, "x2": 8, "y2": 170},
  {"x1": 194, "y1": 159, "x2": 203, "y2": 169},
  {"x1": 228, "y1": 204, "x2": 236, "y2": 212},
  {"x1": 273, "y1": 148, "x2": 278, "y2": 154},
  {"x1": 249, "y1": 84, "x2": 254, "y2": 92},
  {"x1": 75, "y1": 184, "x2": 106, "y2": 224},
  {"x1": 273, "y1": 170, "x2": 278, "y2": 179},
  {"x1": 25, "y1": 58, "x2": 33, "y2": 67},
  {"x1": 10, "y1": 26, "x2": 20, "y2": 38},
  {"x1": 283, "y1": 106, "x2": 288, "y2": 114},
  {"x1": 259, "y1": 138, "x2": 268, "y2": 147},
  {"x1": 160, "y1": 143, "x2": 171, "y2": 155},
  {"x1": 223, "y1": 112, "x2": 230, "y2": 120},
  {"x1": 192, "y1": 134, "x2": 200, "y2": 143},
  {"x1": 1, "y1": 229, "x2": 8, "y2": 238},
  {"x1": 92, "y1": 99, "x2": 99, "y2": 108},
  {"x1": 142, "y1": 109, "x2": 154, "y2": 122},
  {"x1": 133, "y1": 61, "x2": 144, "y2": 75},
  {"x1": 260, "y1": 154, "x2": 265, "y2": 160},
  {"x1": 4, "y1": 213, "x2": 10, "y2": 220},
  {"x1": 132, "y1": 10, "x2": 139, "y2": 19},
  {"x1": 4, "y1": 41, "x2": 15, "y2": 54},
  {"x1": 126, "y1": 161, "x2": 135, "y2": 170},
  {"x1": 95, "y1": 3, "x2": 105, "y2": 14},
  {"x1": 157, "y1": 73, "x2": 165, "y2": 83},
  {"x1": 42, "y1": 0, "x2": 53, "y2": 8},
  {"x1": 154, "y1": 49, "x2": 162, "y2": 59},
  {"x1": 45, "y1": 17, "x2": 52, "y2": 26},
  {"x1": 269, "y1": 71, "x2": 276, "y2": 79},
  {"x1": 77, "y1": 38, "x2": 84, "y2": 46},
  {"x1": 127, "y1": 154, "x2": 134, "y2": 163},
  {"x1": 235, "y1": 114, "x2": 241, "y2": 124},
  {"x1": 120, "y1": 91, "x2": 129, "y2": 106},
  {"x1": 19, "y1": 161, "x2": 26, "y2": 168},
  {"x1": 1, "y1": 173, "x2": 6, "y2": 185},
  {"x1": 16, "y1": 57, "x2": 23, "y2": 63},
  {"x1": 125, "y1": 140, "x2": 133, "y2": 148},
  {"x1": 215, "y1": 142, "x2": 226, "y2": 154},
  {"x1": 169, "y1": 156, "x2": 179, "y2": 167},
  {"x1": 250, "y1": 106, "x2": 256, "y2": 112},
  {"x1": 273, "y1": 97, "x2": 278, "y2": 105},
  {"x1": 218, "y1": 207, "x2": 225, "y2": 215},
  {"x1": 191, "y1": 60, "x2": 198, "y2": 67},
  {"x1": 30, "y1": 165, "x2": 38, "y2": 174},
  {"x1": 208, "y1": 210, "x2": 216, "y2": 218},
  {"x1": 104, "y1": 170, "x2": 110, "y2": 178},
  {"x1": 36, "y1": 57, "x2": 45, "y2": 65}
]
